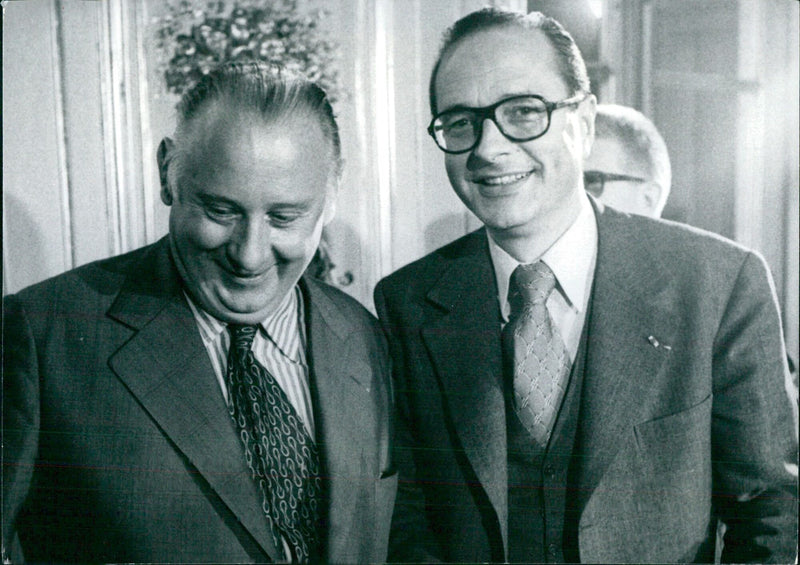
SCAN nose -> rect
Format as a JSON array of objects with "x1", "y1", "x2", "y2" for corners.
[
  {"x1": 469, "y1": 118, "x2": 514, "y2": 164},
  {"x1": 228, "y1": 217, "x2": 270, "y2": 274}
]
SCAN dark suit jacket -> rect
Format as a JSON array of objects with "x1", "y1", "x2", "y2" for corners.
[
  {"x1": 3, "y1": 237, "x2": 396, "y2": 563},
  {"x1": 375, "y1": 204, "x2": 798, "y2": 563}
]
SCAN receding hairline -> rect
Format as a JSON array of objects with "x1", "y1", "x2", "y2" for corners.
[
  {"x1": 433, "y1": 25, "x2": 561, "y2": 98},
  {"x1": 428, "y1": 9, "x2": 590, "y2": 115},
  {"x1": 174, "y1": 95, "x2": 324, "y2": 145},
  {"x1": 167, "y1": 97, "x2": 340, "y2": 195},
  {"x1": 170, "y1": 62, "x2": 343, "y2": 179}
]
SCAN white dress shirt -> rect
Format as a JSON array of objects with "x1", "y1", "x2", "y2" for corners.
[
  {"x1": 488, "y1": 193, "x2": 598, "y2": 362},
  {"x1": 185, "y1": 285, "x2": 315, "y2": 439}
]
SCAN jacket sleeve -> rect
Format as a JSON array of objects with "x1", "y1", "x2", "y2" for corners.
[
  {"x1": 710, "y1": 251, "x2": 798, "y2": 563},
  {"x1": 2, "y1": 295, "x2": 40, "y2": 563},
  {"x1": 374, "y1": 281, "x2": 443, "y2": 564}
]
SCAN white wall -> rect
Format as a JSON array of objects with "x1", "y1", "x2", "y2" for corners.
[{"x1": 3, "y1": 0, "x2": 154, "y2": 293}]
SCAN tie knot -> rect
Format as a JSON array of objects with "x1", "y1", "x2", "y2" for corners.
[
  {"x1": 509, "y1": 261, "x2": 556, "y2": 307},
  {"x1": 228, "y1": 324, "x2": 259, "y2": 351}
]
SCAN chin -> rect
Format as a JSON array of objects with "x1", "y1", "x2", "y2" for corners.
[
  {"x1": 215, "y1": 307, "x2": 271, "y2": 325},
  {"x1": 479, "y1": 211, "x2": 529, "y2": 230}
]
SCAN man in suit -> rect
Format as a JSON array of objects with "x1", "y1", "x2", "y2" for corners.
[
  {"x1": 375, "y1": 8, "x2": 797, "y2": 563},
  {"x1": 3, "y1": 62, "x2": 395, "y2": 563},
  {"x1": 584, "y1": 104, "x2": 671, "y2": 218}
]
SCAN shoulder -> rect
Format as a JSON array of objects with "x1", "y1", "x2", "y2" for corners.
[
  {"x1": 302, "y1": 275, "x2": 379, "y2": 329},
  {"x1": 376, "y1": 229, "x2": 486, "y2": 296},
  {"x1": 7, "y1": 242, "x2": 161, "y2": 305},
  {"x1": 596, "y1": 207, "x2": 775, "y2": 320},
  {"x1": 4, "y1": 240, "x2": 169, "y2": 335},
  {"x1": 301, "y1": 276, "x2": 389, "y2": 368},
  {"x1": 598, "y1": 206, "x2": 759, "y2": 275}
]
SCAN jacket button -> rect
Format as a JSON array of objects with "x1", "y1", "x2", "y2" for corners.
[
  {"x1": 543, "y1": 464, "x2": 556, "y2": 478},
  {"x1": 547, "y1": 542, "x2": 558, "y2": 557}
]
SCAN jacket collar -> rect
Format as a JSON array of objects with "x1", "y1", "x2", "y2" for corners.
[
  {"x1": 575, "y1": 204, "x2": 678, "y2": 513},
  {"x1": 301, "y1": 275, "x2": 387, "y2": 560},
  {"x1": 106, "y1": 238, "x2": 280, "y2": 560},
  {"x1": 422, "y1": 229, "x2": 510, "y2": 553}
]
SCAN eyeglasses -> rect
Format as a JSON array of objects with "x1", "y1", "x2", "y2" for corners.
[
  {"x1": 583, "y1": 170, "x2": 647, "y2": 198},
  {"x1": 428, "y1": 92, "x2": 588, "y2": 154}
]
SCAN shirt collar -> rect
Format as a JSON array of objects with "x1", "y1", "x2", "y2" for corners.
[
  {"x1": 185, "y1": 285, "x2": 305, "y2": 361},
  {"x1": 488, "y1": 193, "x2": 598, "y2": 321}
]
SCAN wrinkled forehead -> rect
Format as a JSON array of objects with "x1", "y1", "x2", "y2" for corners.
[
  {"x1": 180, "y1": 99, "x2": 317, "y2": 147},
  {"x1": 434, "y1": 28, "x2": 567, "y2": 111}
]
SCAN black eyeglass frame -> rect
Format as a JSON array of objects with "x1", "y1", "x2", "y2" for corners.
[
  {"x1": 583, "y1": 170, "x2": 648, "y2": 197},
  {"x1": 427, "y1": 92, "x2": 589, "y2": 154}
]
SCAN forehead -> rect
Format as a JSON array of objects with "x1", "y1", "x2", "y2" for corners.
[
  {"x1": 435, "y1": 27, "x2": 568, "y2": 111},
  {"x1": 180, "y1": 107, "x2": 331, "y2": 180}
]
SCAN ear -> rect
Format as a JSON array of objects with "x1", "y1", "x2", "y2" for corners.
[
  {"x1": 640, "y1": 182, "x2": 662, "y2": 218},
  {"x1": 322, "y1": 174, "x2": 340, "y2": 226},
  {"x1": 322, "y1": 190, "x2": 338, "y2": 226},
  {"x1": 157, "y1": 137, "x2": 175, "y2": 205},
  {"x1": 578, "y1": 93, "x2": 597, "y2": 159}
]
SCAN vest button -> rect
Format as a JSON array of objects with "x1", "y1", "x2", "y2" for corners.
[
  {"x1": 543, "y1": 464, "x2": 556, "y2": 478},
  {"x1": 547, "y1": 542, "x2": 559, "y2": 557}
]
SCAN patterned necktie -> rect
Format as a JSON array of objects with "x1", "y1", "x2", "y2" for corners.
[
  {"x1": 503, "y1": 262, "x2": 571, "y2": 446},
  {"x1": 226, "y1": 324, "x2": 321, "y2": 562}
]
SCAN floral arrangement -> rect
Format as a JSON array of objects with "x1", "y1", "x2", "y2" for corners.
[{"x1": 153, "y1": 0, "x2": 342, "y2": 103}]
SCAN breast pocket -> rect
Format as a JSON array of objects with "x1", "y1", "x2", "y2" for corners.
[
  {"x1": 579, "y1": 395, "x2": 715, "y2": 563},
  {"x1": 632, "y1": 394, "x2": 714, "y2": 539},
  {"x1": 634, "y1": 393, "x2": 713, "y2": 479}
]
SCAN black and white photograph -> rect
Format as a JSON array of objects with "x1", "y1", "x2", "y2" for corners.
[{"x1": 3, "y1": 0, "x2": 798, "y2": 562}]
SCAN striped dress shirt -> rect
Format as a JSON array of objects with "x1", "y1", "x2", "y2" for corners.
[{"x1": 185, "y1": 286, "x2": 315, "y2": 438}]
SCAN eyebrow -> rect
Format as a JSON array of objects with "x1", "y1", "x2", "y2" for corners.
[
  {"x1": 437, "y1": 91, "x2": 543, "y2": 114},
  {"x1": 195, "y1": 191, "x2": 318, "y2": 213},
  {"x1": 194, "y1": 190, "x2": 236, "y2": 203}
]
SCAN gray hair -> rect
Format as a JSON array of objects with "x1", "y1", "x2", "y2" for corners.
[
  {"x1": 174, "y1": 61, "x2": 342, "y2": 179},
  {"x1": 594, "y1": 104, "x2": 672, "y2": 201}
]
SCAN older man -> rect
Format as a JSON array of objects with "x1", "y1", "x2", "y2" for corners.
[
  {"x1": 584, "y1": 103, "x2": 671, "y2": 218},
  {"x1": 3, "y1": 62, "x2": 395, "y2": 563},
  {"x1": 375, "y1": 8, "x2": 797, "y2": 563}
]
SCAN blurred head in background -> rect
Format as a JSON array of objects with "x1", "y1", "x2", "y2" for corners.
[{"x1": 584, "y1": 103, "x2": 671, "y2": 218}]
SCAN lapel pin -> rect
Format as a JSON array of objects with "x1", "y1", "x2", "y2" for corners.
[{"x1": 647, "y1": 335, "x2": 672, "y2": 351}]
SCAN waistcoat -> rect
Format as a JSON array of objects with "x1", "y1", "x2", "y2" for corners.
[{"x1": 506, "y1": 319, "x2": 589, "y2": 563}]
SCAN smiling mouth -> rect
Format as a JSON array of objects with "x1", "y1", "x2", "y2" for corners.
[
  {"x1": 472, "y1": 170, "x2": 534, "y2": 186},
  {"x1": 222, "y1": 266, "x2": 272, "y2": 286}
]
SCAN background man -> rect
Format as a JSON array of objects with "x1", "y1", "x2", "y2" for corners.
[
  {"x1": 584, "y1": 103, "x2": 671, "y2": 218},
  {"x1": 3, "y1": 62, "x2": 395, "y2": 563},
  {"x1": 375, "y1": 8, "x2": 797, "y2": 563}
]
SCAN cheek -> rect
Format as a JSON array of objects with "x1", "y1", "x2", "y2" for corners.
[
  {"x1": 272, "y1": 220, "x2": 324, "y2": 262},
  {"x1": 445, "y1": 156, "x2": 468, "y2": 189},
  {"x1": 174, "y1": 213, "x2": 231, "y2": 252}
]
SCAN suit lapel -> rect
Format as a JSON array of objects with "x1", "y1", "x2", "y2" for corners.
[
  {"x1": 301, "y1": 276, "x2": 378, "y2": 559},
  {"x1": 420, "y1": 231, "x2": 509, "y2": 551},
  {"x1": 576, "y1": 208, "x2": 679, "y2": 511},
  {"x1": 106, "y1": 239, "x2": 279, "y2": 560}
]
